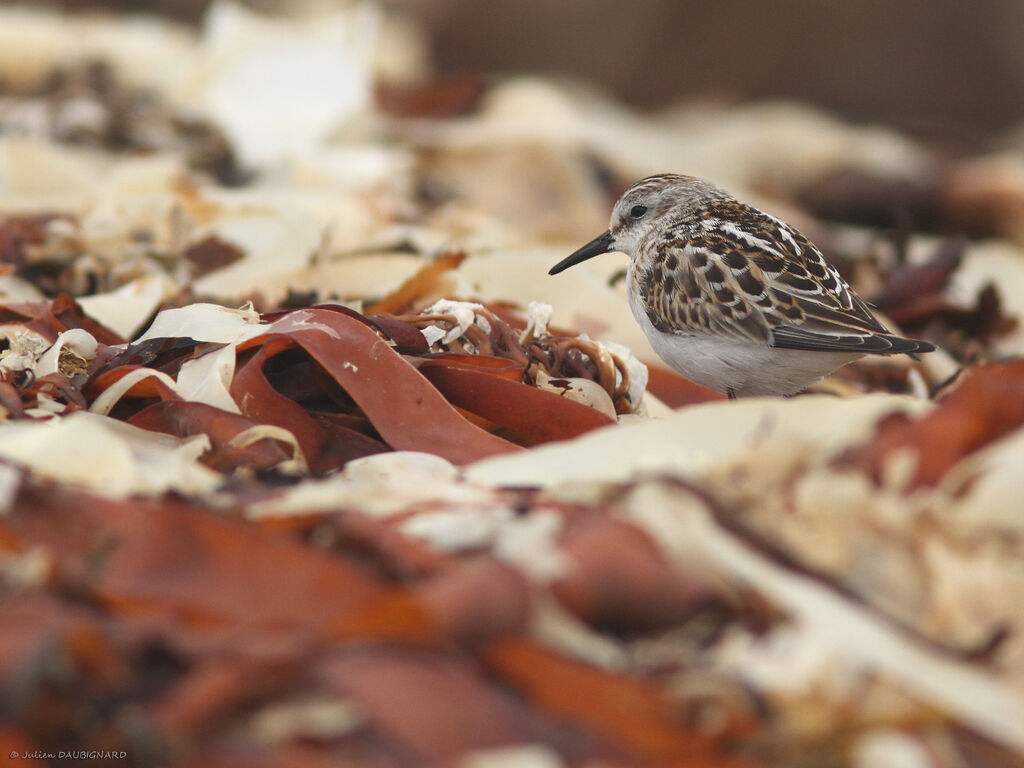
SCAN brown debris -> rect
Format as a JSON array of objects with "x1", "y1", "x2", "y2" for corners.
[
  {"x1": 0, "y1": 476, "x2": 757, "y2": 768},
  {"x1": 395, "y1": 302, "x2": 655, "y2": 414},
  {"x1": 871, "y1": 237, "x2": 964, "y2": 322},
  {"x1": 393, "y1": 303, "x2": 527, "y2": 362},
  {"x1": 840, "y1": 359, "x2": 1024, "y2": 488},
  {"x1": 870, "y1": 238, "x2": 1017, "y2": 356},
  {"x1": 129, "y1": 401, "x2": 294, "y2": 474},
  {"x1": 0, "y1": 214, "x2": 74, "y2": 282},
  {"x1": 944, "y1": 156, "x2": 1024, "y2": 242},
  {"x1": 482, "y1": 638, "x2": 757, "y2": 768},
  {"x1": 375, "y1": 73, "x2": 486, "y2": 118},
  {"x1": 0, "y1": 296, "x2": 652, "y2": 473},
  {"x1": 797, "y1": 169, "x2": 945, "y2": 232},
  {"x1": 553, "y1": 513, "x2": 723, "y2": 634},
  {"x1": 183, "y1": 236, "x2": 246, "y2": 280},
  {"x1": 524, "y1": 335, "x2": 633, "y2": 414},
  {"x1": 232, "y1": 307, "x2": 522, "y2": 467},
  {"x1": 0, "y1": 59, "x2": 247, "y2": 184},
  {"x1": 646, "y1": 364, "x2": 727, "y2": 407},
  {"x1": 364, "y1": 250, "x2": 467, "y2": 315},
  {"x1": 417, "y1": 357, "x2": 615, "y2": 445}
]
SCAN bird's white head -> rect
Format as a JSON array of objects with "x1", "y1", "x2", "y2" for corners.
[{"x1": 549, "y1": 173, "x2": 730, "y2": 274}]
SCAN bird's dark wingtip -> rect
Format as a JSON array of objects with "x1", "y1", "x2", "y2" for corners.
[{"x1": 891, "y1": 336, "x2": 936, "y2": 358}]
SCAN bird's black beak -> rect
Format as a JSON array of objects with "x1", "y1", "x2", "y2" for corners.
[{"x1": 548, "y1": 230, "x2": 616, "y2": 275}]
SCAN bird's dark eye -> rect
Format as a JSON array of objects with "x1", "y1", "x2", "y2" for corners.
[{"x1": 630, "y1": 205, "x2": 648, "y2": 218}]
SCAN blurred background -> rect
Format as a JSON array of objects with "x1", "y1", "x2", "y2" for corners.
[{"x1": 2, "y1": 0, "x2": 1023, "y2": 146}]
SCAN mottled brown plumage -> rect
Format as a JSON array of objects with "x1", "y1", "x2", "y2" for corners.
[{"x1": 550, "y1": 174, "x2": 935, "y2": 397}]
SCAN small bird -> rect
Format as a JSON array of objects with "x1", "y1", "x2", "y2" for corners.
[{"x1": 549, "y1": 174, "x2": 935, "y2": 398}]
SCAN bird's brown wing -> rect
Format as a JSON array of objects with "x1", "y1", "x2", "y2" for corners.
[{"x1": 638, "y1": 199, "x2": 931, "y2": 354}]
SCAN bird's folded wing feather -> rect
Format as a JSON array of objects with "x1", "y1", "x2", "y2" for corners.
[{"x1": 639, "y1": 199, "x2": 901, "y2": 353}]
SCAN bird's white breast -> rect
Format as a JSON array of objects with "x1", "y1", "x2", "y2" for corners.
[{"x1": 626, "y1": 267, "x2": 860, "y2": 396}]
